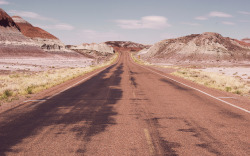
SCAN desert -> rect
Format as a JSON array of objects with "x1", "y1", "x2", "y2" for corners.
[
  {"x1": 0, "y1": 8, "x2": 116, "y2": 106},
  {"x1": 134, "y1": 32, "x2": 250, "y2": 97},
  {"x1": 0, "y1": 1, "x2": 250, "y2": 155}
]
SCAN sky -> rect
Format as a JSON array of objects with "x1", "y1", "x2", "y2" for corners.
[{"x1": 0, "y1": 0, "x2": 250, "y2": 45}]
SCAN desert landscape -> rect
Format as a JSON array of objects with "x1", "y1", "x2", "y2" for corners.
[
  {"x1": 135, "y1": 32, "x2": 250, "y2": 97},
  {"x1": 0, "y1": 1, "x2": 249, "y2": 155},
  {"x1": 0, "y1": 8, "x2": 116, "y2": 106}
]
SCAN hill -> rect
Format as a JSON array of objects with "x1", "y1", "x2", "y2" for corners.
[{"x1": 139, "y1": 32, "x2": 250, "y2": 65}]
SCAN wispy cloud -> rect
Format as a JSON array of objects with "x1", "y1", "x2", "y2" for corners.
[
  {"x1": 116, "y1": 16, "x2": 171, "y2": 29},
  {"x1": 181, "y1": 22, "x2": 201, "y2": 26},
  {"x1": 195, "y1": 16, "x2": 208, "y2": 20},
  {"x1": 195, "y1": 11, "x2": 233, "y2": 21},
  {"x1": 8, "y1": 10, "x2": 56, "y2": 22},
  {"x1": 0, "y1": 0, "x2": 9, "y2": 5},
  {"x1": 221, "y1": 21, "x2": 236, "y2": 25},
  {"x1": 238, "y1": 11, "x2": 250, "y2": 15},
  {"x1": 36, "y1": 23, "x2": 75, "y2": 31},
  {"x1": 209, "y1": 11, "x2": 233, "y2": 18}
]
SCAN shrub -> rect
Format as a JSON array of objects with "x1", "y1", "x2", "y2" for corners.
[
  {"x1": 225, "y1": 87, "x2": 232, "y2": 92},
  {"x1": 26, "y1": 86, "x2": 34, "y2": 94}
]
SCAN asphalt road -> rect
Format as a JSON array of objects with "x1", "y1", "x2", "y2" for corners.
[{"x1": 0, "y1": 52, "x2": 249, "y2": 156}]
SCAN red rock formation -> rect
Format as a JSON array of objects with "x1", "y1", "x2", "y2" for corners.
[
  {"x1": 12, "y1": 16, "x2": 68, "y2": 51},
  {"x1": 0, "y1": 8, "x2": 50, "y2": 57},
  {"x1": 12, "y1": 16, "x2": 57, "y2": 39}
]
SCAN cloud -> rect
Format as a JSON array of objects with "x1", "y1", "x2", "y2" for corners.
[
  {"x1": 116, "y1": 16, "x2": 171, "y2": 29},
  {"x1": 195, "y1": 11, "x2": 233, "y2": 21},
  {"x1": 195, "y1": 16, "x2": 208, "y2": 20},
  {"x1": 221, "y1": 21, "x2": 236, "y2": 25},
  {"x1": 209, "y1": 11, "x2": 233, "y2": 18},
  {"x1": 238, "y1": 11, "x2": 250, "y2": 15},
  {"x1": 0, "y1": 0, "x2": 9, "y2": 5},
  {"x1": 8, "y1": 10, "x2": 56, "y2": 22},
  {"x1": 36, "y1": 23, "x2": 75, "y2": 31},
  {"x1": 181, "y1": 22, "x2": 201, "y2": 26}
]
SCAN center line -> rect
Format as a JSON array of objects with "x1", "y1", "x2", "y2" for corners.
[{"x1": 144, "y1": 128, "x2": 155, "y2": 156}]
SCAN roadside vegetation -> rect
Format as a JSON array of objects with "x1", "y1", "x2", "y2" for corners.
[
  {"x1": 132, "y1": 53, "x2": 250, "y2": 97},
  {"x1": 0, "y1": 53, "x2": 118, "y2": 105},
  {"x1": 172, "y1": 68, "x2": 250, "y2": 97}
]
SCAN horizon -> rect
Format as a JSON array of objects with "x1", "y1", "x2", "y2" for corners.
[{"x1": 1, "y1": 0, "x2": 250, "y2": 45}]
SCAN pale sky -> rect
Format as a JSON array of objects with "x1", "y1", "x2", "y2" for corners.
[{"x1": 1, "y1": 0, "x2": 250, "y2": 45}]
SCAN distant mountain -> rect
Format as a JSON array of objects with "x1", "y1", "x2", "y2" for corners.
[
  {"x1": 70, "y1": 43, "x2": 114, "y2": 54},
  {"x1": 139, "y1": 32, "x2": 250, "y2": 64},
  {"x1": 105, "y1": 41, "x2": 150, "y2": 52},
  {"x1": 242, "y1": 38, "x2": 250, "y2": 43},
  {"x1": 241, "y1": 38, "x2": 250, "y2": 47},
  {"x1": 12, "y1": 16, "x2": 66, "y2": 51}
]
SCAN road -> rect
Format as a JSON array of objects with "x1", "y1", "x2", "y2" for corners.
[{"x1": 0, "y1": 52, "x2": 249, "y2": 156}]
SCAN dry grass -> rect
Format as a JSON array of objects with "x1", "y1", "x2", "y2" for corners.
[
  {"x1": 131, "y1": 53, "x2": 250, "y2": 97},
  {"x1": 0, "y1": 53, "x2": 118, "y2": 104},
  {"x1": 172, "y1": 68, "x2": 250, "y2": 97}
]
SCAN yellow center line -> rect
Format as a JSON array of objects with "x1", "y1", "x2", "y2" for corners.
[{"x1": 144, "y1": 128, "x2": 156, "y2": 156}]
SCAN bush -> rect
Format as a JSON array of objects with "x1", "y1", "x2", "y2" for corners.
[
  {"x1": 225, "y1": 87, "x2": 232, "y2": 92},
  {"x1": 1, "y1": 89, "x2": 13, "y2": 100},
  {"x1": 26, "y1": 86, "x2": 34, "y2": 94}
]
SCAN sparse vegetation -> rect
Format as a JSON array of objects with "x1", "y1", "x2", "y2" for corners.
[
  {"x1": 172, "y1": 68, "x2": 250, "y2": 97},
  {"x1": 0, "y1": 53, "x2": 118, "y2": 104},
  {"x1": 131, "y1": 53, "x2": 178, "y2": 69}
]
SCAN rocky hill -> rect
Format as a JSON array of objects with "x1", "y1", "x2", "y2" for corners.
[
  {"x1": 12, "y1": 16, "x2": 67, "y2": 51},
  {"x1": 139, "y1": 32, "x2": 250, "y2": 65},
  {"x1": 105, "y1": 41, "x2": 150, "y2": 52},
  {"x1": 0, "y1": 8, "x2": 48, "y2": 57}
]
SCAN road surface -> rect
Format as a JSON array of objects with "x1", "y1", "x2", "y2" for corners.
[{"x1": 0, "y1": 52, "x2": 249, "y2": 156}]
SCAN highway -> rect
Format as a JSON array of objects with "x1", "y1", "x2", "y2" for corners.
[{"x1": 0, "y1": 52, "x2": 249, "y2": 156}]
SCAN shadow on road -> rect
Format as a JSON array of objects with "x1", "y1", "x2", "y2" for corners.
[{"x1": 0, "y1": 63, "x2": 124, "y2": 155}]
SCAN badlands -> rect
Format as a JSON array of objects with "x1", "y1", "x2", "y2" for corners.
[
  {"x1": 0, "y1": 8, "x2": 116, "y2": 106},
  {"x1": 0, "y1": 8, "x2": 115, "y2": 73},
  {"x1": 136, "y1": 32, "x2": 250, "y2": 97}
]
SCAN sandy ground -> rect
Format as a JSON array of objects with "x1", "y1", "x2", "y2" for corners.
[
  {"x1": 201, "y1": 67, "x2": 250, "y2": 81},
  {"x1": 0, "y1": 58, "x2": 93, "y2": 73}
]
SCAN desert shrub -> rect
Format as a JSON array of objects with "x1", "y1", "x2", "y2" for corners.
[
  {"x1": 225, "y1": 87, "x2": 232, "y2": 92},
  {"x1": 1, "y1": 89, "x2": 13, "y2": 100},
  {"x1": 26, "y1": 86, "x2": 34, "y2": 94}
]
